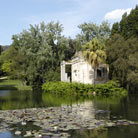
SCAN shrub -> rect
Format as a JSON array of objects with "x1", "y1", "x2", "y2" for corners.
[{"x1": 42, "y1": 81, "x2": 127, "y2": 96}]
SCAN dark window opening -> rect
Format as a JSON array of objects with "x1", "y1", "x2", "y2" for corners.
[
  {"x1": 102, "y1": 68, "x2": 107, "y2": 77},
  {"x1": 103, "y1": 68, "x2": 107, "y2": 73},
  {"x1": 65, "y1": 65, "x2": 72, "y2": 82},
  {"x1": 97, "y1": 69, "x2": 102, "y2": 77}
]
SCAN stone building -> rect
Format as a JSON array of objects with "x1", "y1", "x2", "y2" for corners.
[{"x1": 61, "y1": 52, "x2": 109, "y2": 84}]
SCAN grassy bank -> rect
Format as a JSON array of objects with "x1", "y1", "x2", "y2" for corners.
[
  {"x1": 42, "y1": 81, "x2": 127, "y2": 96},
  {"x1": 0, "y1": 78, "x2": 32, "y2": 91}
]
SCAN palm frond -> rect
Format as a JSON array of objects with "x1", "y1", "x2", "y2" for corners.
[{"x1": 82, "y1": 38, "x2": 107, "y2": 68}]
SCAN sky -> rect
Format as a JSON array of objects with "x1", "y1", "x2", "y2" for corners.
[{"x1": 0, "y1": 0, "x2": 137, "y2": 45}]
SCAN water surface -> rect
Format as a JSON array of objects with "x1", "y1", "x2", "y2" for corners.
[{"x1": 0, "y1": 89, "x2": 138, "y2": 138}]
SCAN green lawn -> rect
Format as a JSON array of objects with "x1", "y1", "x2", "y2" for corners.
[{"x1": 0, "y1": 78, "x2": 32, "y2": 91}]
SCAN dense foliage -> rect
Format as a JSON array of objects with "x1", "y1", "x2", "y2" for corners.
[
  {"x1": 77, "y1": 21, "x2": 111, "y2": 44},
  {"x1": 0, "y1": 5, "x2": 137, "y2": 93},
  {"x1": 82, "y1": 38, "x2": 107, "y2": 84},
  {"x1": 0, "y1": 21, "x2": 110, "y2": 88},
  {"x1": 111, "y1": 6, "x2": 138, "y2": 39},
  {"x1": 107, "y1": 5, "x2": 138, "y2": 92},
  {"x1": 0, "y1": 22, "x2": 76, "y2": 87},
  {"x1": 0, "y1": 46, "x2": 24, "y2": 78},
  {"x1": 75, "y1": 21, "x2": 111, "y2": 51},
  {"x1": 82, "y1": 38, "x2": 106, "y2": 68},
  {"x1": 42, "y1": 81, "x2": 127, "y2": 96}
]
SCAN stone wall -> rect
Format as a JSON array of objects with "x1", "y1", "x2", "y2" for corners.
[
  {"x1": 61, "y1": 52, "x2": 109, "y2": 84},
  {"x1": 71, "y1": 57, "x2": 94, "y2": 84}
]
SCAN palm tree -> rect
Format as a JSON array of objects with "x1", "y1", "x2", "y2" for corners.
[{"x1": 82, "y1": 38, "x2": 107, "y2": 84}]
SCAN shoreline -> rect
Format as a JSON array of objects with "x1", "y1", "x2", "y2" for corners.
[{"x1": 0, "y1": 78, "x2": 32, "y2": 91}]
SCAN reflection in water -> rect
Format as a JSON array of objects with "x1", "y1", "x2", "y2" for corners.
[
  {"x1": 107, "y1": 125, "x2": 138, "y2": 138},
  {"x1": 2, "y1": 125, "x2": 138, "y2": 138},
  {"x1": 32, "y1": 89, "x2": 43, "y2": 105},
  {"x1": 0, "y1": 122, "x2": 41, "y2": 138},
  {"x1": 0, "y1": 90, "x2": 33, "y2": 110},
  {"x1": 0, "y1": 132, "x2": 13, "y2": 138},
  {"x1": 92, "y1": 95, "x2": 138, "y2": 121},
  {"x1": 0, "y1": 89, "x2": 138, "y2": 122},
  {"x1": 69, "y1": 127, "x2": 108, "y2": 138},
  {"x1": 0, "y1": 90, "x2": 10, "y2": 97},
  {"x1": 0, "y1": 89, "x2": 138, "y2": 138},
  {"x1": 71, "y1": 101, "x2": 95, "y2": 119},
  {"x1": 95, "y1": 110, "x2": 110, "y2": 120},
  {"x1": 69, "y1": 125, "x2": 138, "y2": 138}
]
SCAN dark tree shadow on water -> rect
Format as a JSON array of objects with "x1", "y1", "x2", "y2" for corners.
[
  {"x1": 0, "y1": 85, "x2": 17, "y2": 90},
  {"x1": 32, "y1": 87, "x2": 44, "y2": 108},
  {"x1": 0, "y1": 78, "x2": 18, "y2": 90}
]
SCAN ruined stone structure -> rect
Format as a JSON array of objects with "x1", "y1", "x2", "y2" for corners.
[{"x1": 61, "y1": 52, "x2": 109, "y2": 84}]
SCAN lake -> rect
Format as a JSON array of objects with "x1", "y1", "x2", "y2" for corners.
[{"x1": 0, "y1": 89, "x2": 138, "y2": 138}]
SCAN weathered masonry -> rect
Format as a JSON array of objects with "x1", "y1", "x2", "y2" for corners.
[{"x1": 61, "y1": 52, "x2": 109, "y2": 84}]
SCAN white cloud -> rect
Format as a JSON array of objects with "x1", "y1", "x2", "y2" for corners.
[{"x1": 104, "y1": 8, "x2": 132, "y2": 20}]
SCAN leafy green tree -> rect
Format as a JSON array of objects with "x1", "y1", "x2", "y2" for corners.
[
  {"x1": 0, "y1": 45, "x2": 3, "y2": 75},
  {"x1": 106, "y1": 33, "x2": 138, "y2": 91},
  {"x1": 111, "y1": 5, "x2": 138, "y2": 39},
  {"x1": 1, "y1": 62, "x2": 13, "y2": 74},
  {"x1": 127, "y1": 51, "x2": 138, "y2": 92},
  {"x1": 111, "y1": 22, "x2": 120, "y2": 36},
  {"x1": 106, "y1": 34, "x2": 129, "y2": 86},
  {"x1": 108, "y1": 5, "x2": 138, "y2": 92},
  {"x1": 77, "y1": 21, "x2": 111, "y2": 45},
  {"x1": 11, "y1": 22, "x2": 72, "y2": 87},
  {"x1": 65, "y1": 38, "x2": 76, "y2": 59},
  {"x1": 120, "y1": 12, "x2": 128, "y2": 38},
  {"x1": 82, "y1": 38, "x2": 107, "y2": 84},
  {"x1": 122, "y1": 5, "x2": 138, "y2": 38},
  {"x1": 0, "y1": 46, "x2": 22, "y2": 78},
  {"x1": 0, "y1": 45, "x2": 3, "y2": 55}
]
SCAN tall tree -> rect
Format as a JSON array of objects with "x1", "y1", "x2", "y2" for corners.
[
  {"x1": 111, "y1": 5, "x2": 138, "y2": 39},
  {"x1": 106, "y1": 33, "x2": 138, "y2": 90},
  {"x1": 77, "y1": 21, "x2": 111, "y2": 45},
  {"x1": 106, "y1": 34, "x2": 129, "y2": 86},
  {"x1": 111, "y1": 22, "x2": 120, "y2": 36},
  {"x1": 11, "y1": 22, "x2": 72, "y2": 87},
  {"x1": 82, "y1": 38, "x2": 107, "y2": 84},
  {"x1": 0, "y1": 45, "x2": 3, "y2": 55},
  {"x1": 108, "y1": 5, "x2": 138, "y2": 92},
  {"x1": 0, "y1": 45, "x2": 3, "y2": 76},
  {"x1": 0, "y1": 46, "x2": 24, "y2": 78}
]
